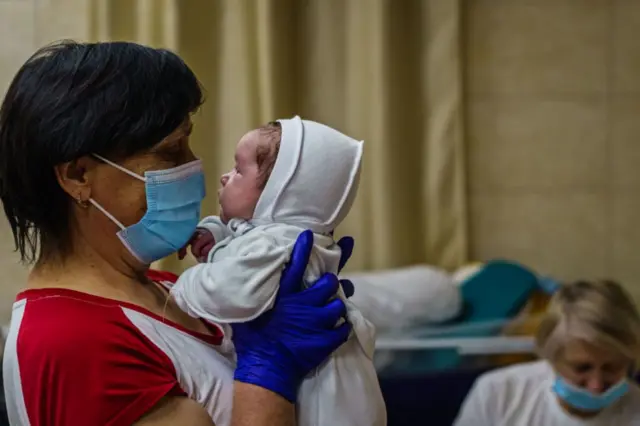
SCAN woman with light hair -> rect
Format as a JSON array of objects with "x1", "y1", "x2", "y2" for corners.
[{"x1": 455, "y1": 280, "x2": 640, "y2": 425}]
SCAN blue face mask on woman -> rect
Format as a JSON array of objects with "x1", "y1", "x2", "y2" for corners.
[
  {"x1": 553, "y1": 376, "x2": 629, "y2": 411},
  {"x1": 90, "y1": 154, "x2": 206, "y2": 264}
]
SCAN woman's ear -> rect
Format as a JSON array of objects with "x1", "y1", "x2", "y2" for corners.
[{"x1": 53, "y1": 156, "x2": 95, "y2": 203}]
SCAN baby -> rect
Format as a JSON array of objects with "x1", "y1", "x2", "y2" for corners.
[{"x1": 171, "y1": 116, "x2": 386, "y2": 426}]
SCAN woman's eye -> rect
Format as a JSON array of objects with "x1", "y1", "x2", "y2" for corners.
[
  {"x1": 156, "y1": 141, "x2": 189, "y2": 162},
  {"x1": 573, "y1": 363, "x2": 592, "y2": 373},
  {"x1": 602, "y1": 363, "x2": 625, "y2": 374}
]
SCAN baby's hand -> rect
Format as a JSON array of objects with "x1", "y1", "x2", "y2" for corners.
[{"x1": 178, "y1": 229, "x2": 216, "y2": 262}]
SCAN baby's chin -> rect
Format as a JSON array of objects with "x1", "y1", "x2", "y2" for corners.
[{"x1": 219, "y1": 209, "x2": 229, "y2": 224}]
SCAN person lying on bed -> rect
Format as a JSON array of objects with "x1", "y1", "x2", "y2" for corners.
[
  {"x1": 170, "y1": 116, "x2": 387, "y2": 426},
  {"x1": 455, "y1": 279, "x2": 640, "y2": 426}
]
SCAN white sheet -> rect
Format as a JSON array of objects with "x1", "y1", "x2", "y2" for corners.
[{"x1": 343, "y1": 265, "x2": 463, "y2": 331}]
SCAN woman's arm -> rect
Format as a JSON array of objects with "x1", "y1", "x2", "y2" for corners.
[
  {"x1": 135, "y1": 381, "x2": 296, "y2": 426},
  {"x1": 131, "y1": 360, "x2": 296, "y2": 425},
  {"x1": 232, "y1": 383, "x2": 295, "y2": 426},
  {"x1": 135, "y1": 397, "x2": 215, "y2": 425}
]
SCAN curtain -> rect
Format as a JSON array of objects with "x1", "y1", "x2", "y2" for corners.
[{"x1": 78, "y1": 0, "x2": 468, "y2": 273}]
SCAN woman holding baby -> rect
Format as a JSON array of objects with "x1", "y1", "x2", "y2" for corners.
[{"x1": 0, "y1": 41, "x2": 363, "y2": 426}]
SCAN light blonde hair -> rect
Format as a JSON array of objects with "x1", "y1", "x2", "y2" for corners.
[{"x1": 536, "y1": 280, "x2": 640, "y2": 364}]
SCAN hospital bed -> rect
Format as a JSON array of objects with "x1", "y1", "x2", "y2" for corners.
[{"x1": 368, "y1": 258, "x2": 554, "y2": 426}]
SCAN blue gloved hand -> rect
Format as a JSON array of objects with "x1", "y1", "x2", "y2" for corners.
[{"x1": 232, "y1": 230, "x2": 354, "y2": 403}]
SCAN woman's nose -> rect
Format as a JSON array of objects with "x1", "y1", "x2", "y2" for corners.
[{"x1": 584, "y1": 375, "x2": 606, "y2": 394}]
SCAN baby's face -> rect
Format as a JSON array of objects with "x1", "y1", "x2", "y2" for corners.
[{"x1": 218, "y1": 129, "x2": 264, "y2": 223}]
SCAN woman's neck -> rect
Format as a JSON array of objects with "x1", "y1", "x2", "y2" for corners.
[
  {"x1": 557, "y1": 397, "x2": 601, "y2": 419},
  {"x1": 29, "y1": 240, "x2": 151, "y2": 303},
  {"x1": 29, "y1": 242, "x2": 216, "y2": 336}
]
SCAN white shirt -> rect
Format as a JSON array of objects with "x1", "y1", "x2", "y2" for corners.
[{"x1": 454, "y1": 360, "x2": 640, "y2": 426}]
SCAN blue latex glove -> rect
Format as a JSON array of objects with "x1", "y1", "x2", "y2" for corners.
[{"x1": 232, "y1": 230, "x2": 355, "y2": 402}]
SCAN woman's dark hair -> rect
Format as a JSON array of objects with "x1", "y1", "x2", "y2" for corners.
[{"x1": 0, "y1": 40, "x2": 204, "y2": 264}]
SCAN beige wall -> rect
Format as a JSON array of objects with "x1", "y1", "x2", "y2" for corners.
[
  {"x1": 466, "y1": 0, "x2": 640, "y2": 301},
  {"x1": 1, "y1": 0, "x2": 640, "y2": 321},
  {"x1": 0, "y1": 0, "x2": 90, "y2": 322},
  {"x1": 0, "y1": 2, "x2": 36, "y2": 323}
]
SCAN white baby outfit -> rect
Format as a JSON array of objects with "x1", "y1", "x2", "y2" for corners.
[{"x1": 171, "y1": 116, "x2": 387, "y2": 426}]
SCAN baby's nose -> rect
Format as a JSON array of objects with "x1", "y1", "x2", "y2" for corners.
[{"x1": 220, "y1": 174, "x2": 228, "y2": 186}]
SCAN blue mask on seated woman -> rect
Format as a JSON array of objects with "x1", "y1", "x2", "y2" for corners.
[
  {"x1": 90, "y1": 154, "x2": 206, "y2": 264},
  {"x1": 553, "y1": 375, "x2": 630, "y2": 411}
]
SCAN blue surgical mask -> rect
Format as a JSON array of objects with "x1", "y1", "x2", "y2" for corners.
[
  {"x1": 553, "y1": 376, "x2": 629, "y2": 411},
  {"x1": 90, "y1": 154, "x2": 206, "y2": 264}
]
